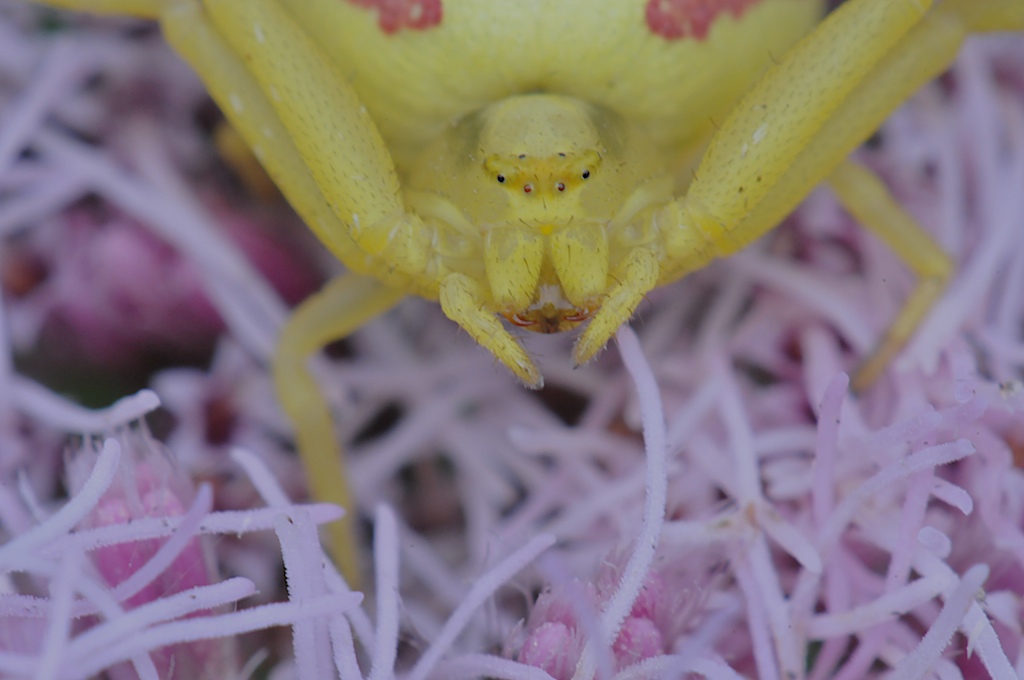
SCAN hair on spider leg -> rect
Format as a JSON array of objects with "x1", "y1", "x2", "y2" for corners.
[{"x1": 637, "y1": 289, "x2": 655, "y2": 312}]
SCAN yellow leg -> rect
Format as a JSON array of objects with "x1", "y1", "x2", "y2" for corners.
[
  {"x1": 944, "y1": 0, "x2": 1024, "y2": 33},
  {"x1": 827, "y1": 161, "x2": 953, "y2": 391},
  {"x1": 574, "y1": 248, "x2": 659, "y2": 366},
  {"x1": 656, "y1": 0, "x2": 1021, "y2": 386},
  {"x1": 182, "y1": 0, "x2": 434, "y2": 288},
  {"x1": 197, "y1": 0, "x2": 417, "y2": 257},
  {"x1": 684, "y1": 0, "x2": 935, "y2": 236},
  {"x1": 160, "y1": 0, "x2": 370, "y2": 272},
  {"x1": 685, "y1": 0, "x2": 1023, "y2": 248},
  {"x1": 274, "y1": 273, "x2": 405, "y2": 585},
  {"x1": 438, "y1": 273, "x2": 542, "y2": 388},
  {"x1": 197, "y1": 0, "x2": 400, "y2": 229}
]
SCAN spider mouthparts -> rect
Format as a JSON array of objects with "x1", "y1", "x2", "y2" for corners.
[{"x1": 502, "y1": 304, "x2": 594, "y2": 334}]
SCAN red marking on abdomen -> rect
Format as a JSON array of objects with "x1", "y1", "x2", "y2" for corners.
[
  {"x1": 348, "y1": 0, "x2": 442, "y2": 34},
  {"x1": 646, "y1": 0, "x2": 760, "y2": 41}
]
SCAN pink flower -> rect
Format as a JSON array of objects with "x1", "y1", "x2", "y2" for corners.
[
  {"x1": 7, "y1": 203, "x2": 317, "y2": 371},
  {"x1": 67, "y1": 437, "x2": 236, "y2": 679},
  {"x1": 519, "y1": 559, "x2": 713, "y2": 677}
]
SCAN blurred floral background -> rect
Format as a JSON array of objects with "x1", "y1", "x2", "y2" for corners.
[{"x1": 1, "y1": 3, "x2": 1024, "y2": 678}]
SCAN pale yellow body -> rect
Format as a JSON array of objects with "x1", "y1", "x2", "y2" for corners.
[{"x1": 32, "y1": 0, "x2": 1024, "y2": 581}]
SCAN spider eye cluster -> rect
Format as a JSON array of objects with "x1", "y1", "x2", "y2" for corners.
[{"x1": 484, "y1": 152, "x2": 596, "y2": 195}]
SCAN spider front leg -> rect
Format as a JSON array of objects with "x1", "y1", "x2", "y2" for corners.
[
  {"x1": 643, "y1": 0, "x2": 1021, "y2": 388},
  {"x1": 272, "y1": 274, "x2": 404, "y2": 583},
  {"x1": 573, "y1": 248, "x2": 661, "y2": 367},
  {"x1": 162, "y1": 0, "x2": 437, "y2": 583},
  {"x1": 439, "y1": 273, "x2": 543, "y2": 387}
]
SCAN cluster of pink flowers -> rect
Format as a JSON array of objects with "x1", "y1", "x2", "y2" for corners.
[{"x1": 0, "y1": 3, "x2": 1023, "y2": 678}]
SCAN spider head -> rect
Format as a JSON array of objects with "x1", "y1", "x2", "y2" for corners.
[
  {"x1": 481, "y1": 140, "x2": 610, "y2": 334},
  {"x1": 464, "y1": 96, "x2": 667, "y2": 337},
  {"x1": 412, "y1": 94, "x2": 668, "y2": 346}
]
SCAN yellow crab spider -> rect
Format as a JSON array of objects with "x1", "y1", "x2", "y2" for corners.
[{"x1": 31, "y1": 0, "x2": 1024, "y2": 582}]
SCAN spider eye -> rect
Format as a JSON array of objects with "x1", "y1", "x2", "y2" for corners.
[
  {"x1": 496, "y1": 174, "x2": 505, "y2": 183},
  {"x1": 581, "y1": 170, "x2": 590, "y2": 180},
  {"x1": 556, "y1": 182, "x2": 565, "y2": 192},
  {"x1": 524, "y1": 184, "x2": 533, "y2": 194}
]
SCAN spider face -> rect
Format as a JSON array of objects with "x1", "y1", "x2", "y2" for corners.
[
  {"x1": 482, "y1": 130, "x2": 607, "y2": 333},
  {"x1": 409, "y1": 93, "x2": 670, "y2": 336}
]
